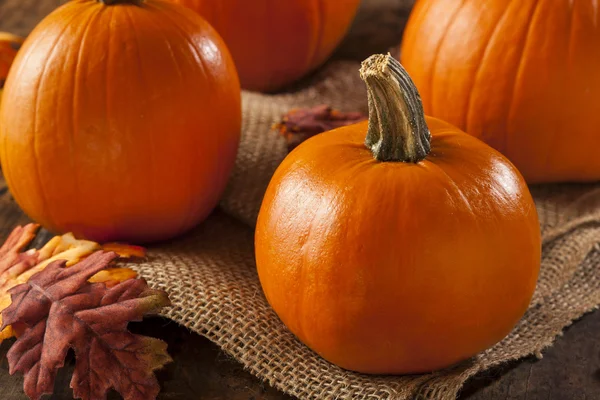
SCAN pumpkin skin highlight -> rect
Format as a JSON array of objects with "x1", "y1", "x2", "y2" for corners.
[
  {"x1": 0, "y1": 0, "x2": 241, "y2": 243},
  {"x1": 400, "y1": 0, "x2": 600, "y2": 183},
  {"x1": 169, "y1": 0, "x2": 361, "y2": 92},
  {"x1": 255, "y1": 56, "x2": 541, "y2": 374}
]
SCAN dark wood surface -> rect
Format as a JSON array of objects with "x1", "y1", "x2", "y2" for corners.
[
  {"x1": 3, "y1": 312, "x2": 600, "y2": 400},
  {"x1": 1, "y1": 0, "x2": 600, "y2": 399}
]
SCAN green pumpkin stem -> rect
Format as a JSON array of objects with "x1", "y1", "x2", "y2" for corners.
[{"x1": 359, "y1": 54, "x2": 431, "y2": 163}]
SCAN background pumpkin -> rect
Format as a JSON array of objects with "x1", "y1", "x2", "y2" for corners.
[
  {"x1": 255, "y1": 54, "x2": 541, "y2": 374},
  {"x1": 400, "y1": 0, "x2": 600, "y2": 183},
  {"x1": 0, "y1": 32, "x2": 24, "y2": 101},
  {"x1": 169, "y1": 0, "x2": 362, "y2": 92},
  {"x1": 0, "y1": 0, "x2": 241, "y2": 243}
]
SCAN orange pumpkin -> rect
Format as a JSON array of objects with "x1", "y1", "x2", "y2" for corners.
[
  {"x1": 0, "y1": 0, "x2": 241, "y2": 243},
  {"x1": 255, "y1": 54, "x2": 541, "y2": 374},
  {"x1": 0, "y1": 33, "x2": 24, "y2": 97},
  {"x1": 400, "y1": 0, "x2": 600, "y2": 183},
  {"x1": 169, "y1": 0, "x2": 361, "y2": 92}
]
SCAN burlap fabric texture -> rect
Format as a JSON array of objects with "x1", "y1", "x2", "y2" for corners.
[{"x1": 129, "y1": 61, "x2": 600, "y2": 399}]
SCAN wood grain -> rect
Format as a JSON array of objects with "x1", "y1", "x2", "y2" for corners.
[
  {"x1": 0, "y1": 0, "x2": 66, "y2": 37},
  {"x1": 1, "y1": 0, "x2": 600, "y2": 399},
  {"x1": 3, "y1": 310, "x2": 600, "y2": 400}
]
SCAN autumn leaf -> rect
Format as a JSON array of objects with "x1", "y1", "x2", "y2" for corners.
[
  {"x1": 274, "y1": 104, "x2": 366, "y2": 151},
  {"x1": 0, "y1": 224, "x2": 42, "y2": 341},
  {"x1": 0, "y1": 225, "x2": 143, "y2": 342},
  {"x1": 1, "y1": 250, "x2": 171, "y2": 400},
  {"x1": 0, "y1": 224, "x2": 40, "y2": 288},
  {"x1": 101, "y1": 242, "x2": 146, "y2": 259},
  {"x1": 0, "y1": 225, "x2": 167, "y2": 399}
]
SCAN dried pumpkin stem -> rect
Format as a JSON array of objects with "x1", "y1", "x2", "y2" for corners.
[{"x1": 359, "y1": 54, "x2": 431, "y2": 163}]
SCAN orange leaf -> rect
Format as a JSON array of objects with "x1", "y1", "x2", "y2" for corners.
[{"x1": 102, "y1": 242, "x2": 146, "y2": 258}]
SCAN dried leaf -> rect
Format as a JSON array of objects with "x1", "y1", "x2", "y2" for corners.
[
  {"x1": 274, "y1": 104, "x2": 366, "y2": 151},
  {"x1": 0, "y1": 226, "x2": 141, "y2": 343},
  {"x1": 0, "y1": 224, "x2": 41, "y2": 341},
  {"x1": 88, "y1": 268, "x2": 139, "y2": 287},
  {"x1": 0, "y1": 224, "x2": 41, "y2": 286},
  {"x1": 1, "y1": 251, "x2": 171, "y2": 400},
  {"x1": 102, "y1": 243, "x2": 146, "y2": 259}
]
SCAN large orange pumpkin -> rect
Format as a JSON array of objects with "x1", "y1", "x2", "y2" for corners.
[
  {"x1": 0, "y1": 0, "x2": 241, "y2": 243},
  {"x1": 255, "y1": 54, "x2": 541, "y2": 374},
  {"x1": 170, "y1": 0, "x2": 362, "y2": 92},
  {"x1": 400, "y1": 0, "x2": 600, "y2": 183}
]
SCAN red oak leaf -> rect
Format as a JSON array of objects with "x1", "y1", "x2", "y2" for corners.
[
  {"x1": 274, "y1": 104, "x2": 367, "y2": 151},
  {"x1": 0, "y1": 224, "x2": 41, "y2": 286},
  {"x1": 1, "y1": 250, "x2": 171, "y2": 400}
]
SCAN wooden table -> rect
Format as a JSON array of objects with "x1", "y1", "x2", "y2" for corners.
[{"x1": 1, "y1": 1, "x2": 600, "y2": 399}]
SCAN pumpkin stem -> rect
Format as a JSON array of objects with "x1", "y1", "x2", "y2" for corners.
[{"x1": 359, "y1": 54, "x2": 431, "y2": 163}]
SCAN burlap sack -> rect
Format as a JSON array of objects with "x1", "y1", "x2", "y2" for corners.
[
  {"x1": 4, "y1": 0, "x2": 597, "y2": 398},
  {"x1": 128, "y1": 61, "x2": 600, "y2": 400}
]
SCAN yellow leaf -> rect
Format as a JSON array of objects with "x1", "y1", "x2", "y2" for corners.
[{"x1": 89, "y1": 268, "x2": 138, "y2": 287}]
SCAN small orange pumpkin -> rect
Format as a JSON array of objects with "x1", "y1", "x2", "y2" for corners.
[
  {"x1": 400, "y1": 0, "x2": 600, "y2": 183},
  {"x1": 0, "y1": 0, "x2": 241, "y2": 243},
  {"x1": 169, "y1": 0, "x2": 362, "y2": 92},
  {"x1": 256, "y1": 54, "x2": 541, "y2": 374}
]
